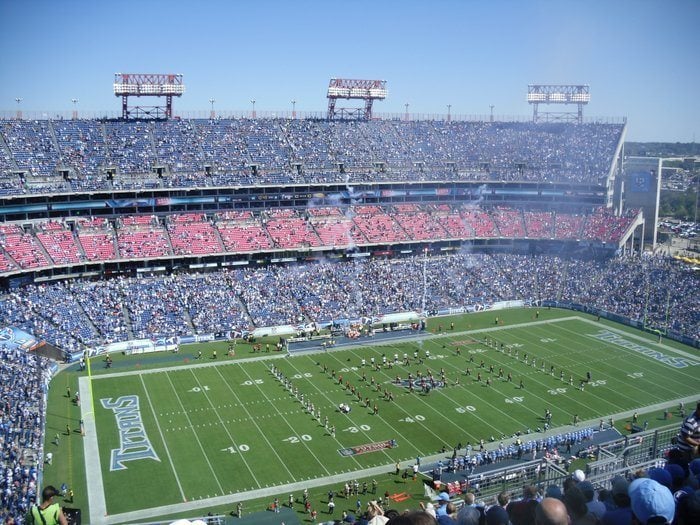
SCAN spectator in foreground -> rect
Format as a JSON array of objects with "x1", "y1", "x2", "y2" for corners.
[
  {"x1": 535, "y1": 498, "x2": 569, "y2": 525},
  {"x1": 25, "y1": 486, "x2": 67, "y2": 525},
  {"x1": 563, "y1": 486, "x2": 597, "y2": 525},
  {"x1": 628, "y1": 478, "x2": 675, "y2": 525},
  {"x1": 674, "y1": 402, "x2": 700, "y2": 463},
  {"x1": 455, "y1": 505, "x2": 481, "y2": 525},
  {"x1": 387, "y1": 510, "x2": 438, "y2": 524},
  {"x1": 601, "y1": 476, "x2": 632, "y2": 525}
]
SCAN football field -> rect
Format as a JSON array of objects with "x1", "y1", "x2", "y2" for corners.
[{"x1": 79, "y1": 312, "x2": 700, "y2": 523}]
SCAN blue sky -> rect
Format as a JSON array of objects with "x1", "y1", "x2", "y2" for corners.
[{"x1": 1, "y1": 0, "x2": 698, "y2": 142}]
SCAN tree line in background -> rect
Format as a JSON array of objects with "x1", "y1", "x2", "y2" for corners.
[{"x1": 659, "y1": 189, "x2": 698, "y2": 221}]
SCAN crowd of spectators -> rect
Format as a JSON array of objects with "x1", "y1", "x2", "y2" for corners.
[
  {"x1": 0, "y1": 345, "x2": 52, "y2": 524},
  {"x1": 0, "y1": 252, "x2": 696, "y2": 351},
  {"x1": 0, "y1": 206, "x2": 639, "y2": 272},
  {"x1": 320, "y1": 458, "x2": 700, "y2": 525},
  {"x1": 0, "y1": 119, "x2": 624, "y2": 192}
]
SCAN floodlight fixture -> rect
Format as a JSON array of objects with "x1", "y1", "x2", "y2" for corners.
[
  {"x1": 527, "y1": 84, "x2": 590, "y2": 123},
  {"x1": 327, "y1": 78, "x2": 388, "y2": 120},
  {"x1": 113, "y1": 73, "x2": 185, "y2": 119}
]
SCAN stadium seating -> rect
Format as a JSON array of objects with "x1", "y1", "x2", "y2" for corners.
[
  {"x1": 391, "y1": 206, "x2": 448, "y2": 241},
  {"x1": 0, "y1": 224, "x2": 51, "y2": 269},
  {"x1": 523, "y1": 210, "x2": 555, "y2": 239},
  {"x1": 264, "y1": 209, "x2": 323, "y2": 249},
  {"x1": 76, "y1": 217, "x2": 117, "y2": 262},
  {"x1": 0, "y1": 345, "x2": 51, "y2": 522},
  {"x1": 167, "y1": 213, "x2": 224, "y2": 256},
  {"x1": 490, "y1": 207, "x2": 526, "y2": 238},
  {"x1": 582, "y1": 208, "x2": 637, "y2": 244},
  {"x1": 116, "y1": 215, "x2": 172, "y2": 259},
  {"x1": 460, "y1": 207, "x2": 499, "y2": 238},
  {"x1": 0, "y1": 118, "x2": 624, "y2": 191},
  {"x1": 2, "y1": 251, "x2": 695, "y2": 353},
  {"x1": 352, "y1": 206, "x2": 409, "y2": 244},
  {"x1": 0, "y1": 205, "x2": 646, "y2": 271},
  {"x1": 35, "y1": 221, "x2": 84, "y2": 265}
]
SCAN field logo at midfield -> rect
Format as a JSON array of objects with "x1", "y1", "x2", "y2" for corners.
[
  {"x1": 587, "y1": 330, "x2": 699, "y2": 368},
  {"x1": 100, "y1": 395, "x2": 160, "y2": 471}
]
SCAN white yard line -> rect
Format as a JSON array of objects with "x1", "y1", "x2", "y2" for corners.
[
  {"x1": 98, "y1": 394, "x2": 698, "y2": 525},
  {"x1": 187, "y1": 368, "x2": 263, "y2": 488},
  {"x1": 81, "y1": 313, "x2": 697, "y2": 524},
  {"x1": 282, "y1": 356, "x2": 398, "y2": 464},
  {"x1": 211, "y1": 368, "x2": 296, "y2": 487},
  {"x1": 164, "y1": 371, "x2": 226, "y2": 496},
  {"x1": 324, "y1": 349, "x2": 469, "y2": 443},
  {"x1": 79, "y1": 376, "x2": 107, "y2": 525},
  {"x1": 138, "y1": 374, "x2": 187, "y2": 502},
  {"x1": 557, "y1": 320, "x2": 695, "y2": 403},
  {"x1": 224, "y1": 364, "x2": 330, "y2": 478},
  {"x1": 578, "y1": 317, "x2": 700, "y2": 362},
  {"x1": 502, "y1": 326, "x2": 643, "y2": 414},
  {"x1": 87, "y1": 317, "x2": 585, "y2": 381}
]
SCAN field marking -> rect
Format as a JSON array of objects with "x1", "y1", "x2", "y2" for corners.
[
  {"x1": 98, "y1": 392, "x2": 699, "y2": 525},
  {"x1": 287, "y1": 356, "x2": 414, "y2": 463},
  {"x1": 547, "y1": 321, "x2": 700, "y2": 388},
  {"x1": 325, "y1": 348, "x2": 483, "y2": 443},
  {"x1": 85, "y1": 316, "x2": 585, "y2": 381},
  {"x1": 138, "y1": 374, "x2": 187, "y2": 502},
  {"x1": 185, "y1": 368, "x2": 263, "y2": 489},
  {"x1": 164, "y1": 371, "x2": 226, "y2": 496},
  {"x1": 234, "y1": 367, "x2": 330, "y2": 477},
  {"x1": 342, "y1": 342, "x2": 563, "y2": 443},
  {"x1": 397, "y1": 339, "x2": 578, "y2": 426},
  {"x1": 211, "y1": 365, "x2": 301, "y2": 481},
  {"x1": 79, "y1": 376, "x2": 107, "y2": 525},
  {"x1": 542, "y1": 322, "x2": 700, "y2": 398},
  {"x1": 500, "y1": 326, "x2": 642, "y2": 413},
  {"x1": 79, "y1": 313, "x2": 698, "y2": 523},
  {"x1": 577, "y1": 317, "x2": 700, "y2": 363}
]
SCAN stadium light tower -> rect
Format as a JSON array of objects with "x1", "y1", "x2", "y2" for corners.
[
  {"x1": 250, "y1": 99, "x2": 256, "y2": 119},
  {"x1": 490, "y1": 105, "x2": 495, "y2": 123},
  {"x1": 404, "y1": 103, "x2": 409, "y2": 121},
  {"x1": 15, "y1": 97, "x2": 22, "y2": 120},
  {"x1": 209, "y1": 98, "x2": 216, "y2": 119},
  {"x1": 291, "y1": 100, "x2": 296, "y2": 119},
  {"x1": 71, "y1": 98, "x2": 79, "y2": 120},
  {"x1": 527, "y1": 84, "x2": 590, "y2": 123},
  {"x1": 113, "y1": 73, "x2": 184, "y2": 119},
  {"x1": 326, "y1": 78, "x2": 387, "y2": 120}
]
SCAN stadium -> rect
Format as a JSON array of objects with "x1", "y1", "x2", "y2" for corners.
[{"x1": 1, "y1": 73, "x2": 699, "y2": 525}]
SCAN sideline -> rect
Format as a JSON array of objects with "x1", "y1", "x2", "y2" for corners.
[
  {"x1": 78, "y1": 376, "x2": 107, "y2": 524},
  {"x1": 90, "y1": 316, "x2": 583, "y2": 381}
]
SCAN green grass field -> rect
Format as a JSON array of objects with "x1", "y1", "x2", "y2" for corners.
[{"x1": 44, "y1": 308, "x2": 700, "y2": 523}]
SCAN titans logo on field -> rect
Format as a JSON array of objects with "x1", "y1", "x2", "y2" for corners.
[{"x1": 100, "y1": 395, "x2": 161, "y2": 471}]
